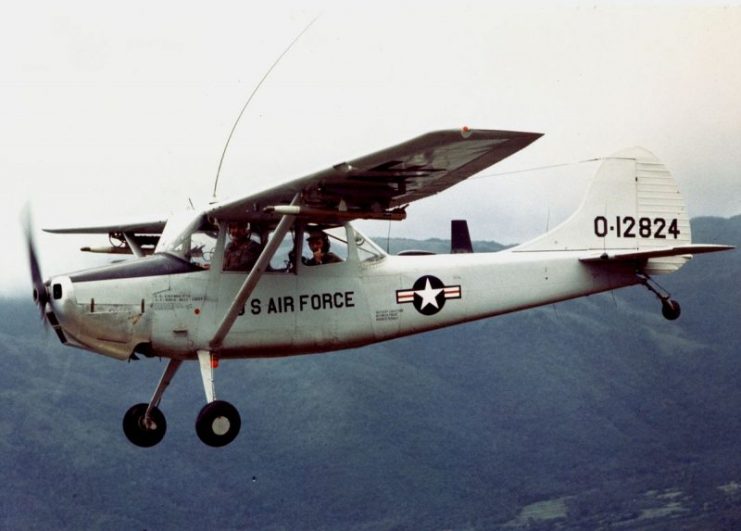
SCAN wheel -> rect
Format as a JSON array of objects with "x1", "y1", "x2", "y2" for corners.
[
  {"x1": 195, "y1": 400, "x2": 241, "y2": 447},
  {"x1": 122, "y1": 403, "x2": 166, "y2": 448},
  {"x1": 661, "y1": 299, "x2": 681, "y2": 321}
]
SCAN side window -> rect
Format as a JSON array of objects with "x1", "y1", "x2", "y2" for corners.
[
  {"x1": 302, "y1": 226, "x2": 348, "y2": 266},
  {"x1": 353, "y1": 227, "x2": 386, "y2": 263},
  {"x1": 223, "y1": 223, "x2": 262, "y2": 272},
  {"x1": 268, "y1": 229, "x2": 297, "y2": 272}
]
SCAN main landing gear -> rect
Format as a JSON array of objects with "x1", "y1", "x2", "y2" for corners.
[
  {"x1": 122, "y1": 352, "x2": 241, "y2": 448},
  {"x1": 637, "y1": 272, "x2": 681, "y2": 321}
]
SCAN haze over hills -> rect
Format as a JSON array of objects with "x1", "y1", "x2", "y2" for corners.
[{"x1": 0, "y1": 216, "x2": 739, "y2": 529}]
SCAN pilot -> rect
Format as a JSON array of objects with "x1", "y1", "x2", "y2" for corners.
[
  {"x1": 224, "y1": 223, "x2": 262, "y2": 271},
  {"x1": 304, "y1": 230, "x2": 342, "y2": 266}
]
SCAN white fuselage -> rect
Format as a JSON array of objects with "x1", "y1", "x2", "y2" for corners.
[
  {"x1": 47, "y1": 248, "x2": 638, "y2": 361},
  {"x1": 42, "y1": 148, "x2": 709, "y2": 364}
]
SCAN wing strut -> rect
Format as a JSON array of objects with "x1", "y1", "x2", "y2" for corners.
[
  {"x1": 209, "y1": 194, "x2": 299, "y2": 350},
  {"x1": 123, "y1": 232, "x2": 145, "y2": 258}
]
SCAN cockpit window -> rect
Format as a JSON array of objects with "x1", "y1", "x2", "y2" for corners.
[
  {"x1": 156, "y1": 212, "x2": 217, "y2": 269},
  {"x1": 299, "y1": 224, "x2": 385, "y2": 266},
  {"x1": 223, "y1": 223, "x2": 262, "y2": 272},
  {"x1": 267, "y1": 229, "x2": 296, "y2": 272},
  {"x1": 352, "y1": 226, "x2": 386, "y2": 263},
  {"x1": 302, "y1": 226, "x2": 348, "y2": 266},
  {"x1": 188, "y1": 230, "x2": 218, "y2": 269}
]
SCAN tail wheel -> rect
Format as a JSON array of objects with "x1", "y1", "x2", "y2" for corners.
[
  {"x1": 122, "y1": 403, "x2": 167, "y2": 448},
  {"x1": 661, "y1": 299, "x2": 681, "y2": 321},
  {"x1": 195, "y1": 400, "x2": 241, "y2": 447}
]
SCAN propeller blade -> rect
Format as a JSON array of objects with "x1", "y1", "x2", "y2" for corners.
[{"x1": 21, "y1": 205, "x2": 48, "y2": 318}]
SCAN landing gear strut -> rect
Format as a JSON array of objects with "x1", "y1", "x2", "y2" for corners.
[
  {"x1": 638, "y1": 272, "x2": 681, "y2": 321},
  {"x1": 121, "y1": 353, "x2": 242, "y2": 447},
  {"x1": 122, "y1": 358, "x2": 181, "y2": 448},
  {"x1": 194, "y1": 350, "x2": 241, "y2": 446}
]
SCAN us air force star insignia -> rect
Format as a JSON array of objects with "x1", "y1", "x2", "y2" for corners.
[{"x1": 396, "y1": 275, "x2": 462, "y2": 315}]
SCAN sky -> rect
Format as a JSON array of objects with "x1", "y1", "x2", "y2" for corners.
[{"x1": 2, "y1": 1, "x2": 740, "y2": 295}]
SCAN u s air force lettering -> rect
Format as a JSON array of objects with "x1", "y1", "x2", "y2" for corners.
[{"x1": 247, "y1": 291, "x2": 355, "y2": 315}]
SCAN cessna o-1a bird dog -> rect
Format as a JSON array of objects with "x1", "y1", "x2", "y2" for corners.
[{"x1": 25, "y1": 128, "x2": 732, "y2": 447}]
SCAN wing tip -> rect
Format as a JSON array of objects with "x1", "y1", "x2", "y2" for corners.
[{"x1": 450, "y1": 127, "x2": 544, "y2": 140}]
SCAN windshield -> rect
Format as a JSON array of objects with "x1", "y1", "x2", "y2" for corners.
[{"x1": 155, "y1": 211, "x2": 217, "y2": 268}]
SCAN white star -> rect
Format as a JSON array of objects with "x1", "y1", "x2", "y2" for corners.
[{"x1": 416, "y1": 278, "x2": 443, "y2": 310}]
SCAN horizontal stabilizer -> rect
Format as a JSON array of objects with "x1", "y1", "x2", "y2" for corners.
[{"x1": 580, "y1": 244, "x2": 734, "y2": 263}]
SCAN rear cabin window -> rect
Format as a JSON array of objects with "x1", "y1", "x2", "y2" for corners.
[{"x1": 302, "y1": 226, "x2": 348, "y2": 266}]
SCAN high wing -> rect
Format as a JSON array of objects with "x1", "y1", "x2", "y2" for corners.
[
  {"x1": 207, "y1": 128, "x2": 542, "y2": 223},
  {"x1": 41, "y1": 129, "x2": 541, "y2": 238}
]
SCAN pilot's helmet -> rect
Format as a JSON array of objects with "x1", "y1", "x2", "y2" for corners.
[
  {"x1": 230, "y1": 222, "x2": 250, "y2": 235},
  {"x1": 307, "y1": 230, "x2": 330, "y2": 252},
  {"x1": 306, "y1": 230, "x2": 325, "y2": 242}
]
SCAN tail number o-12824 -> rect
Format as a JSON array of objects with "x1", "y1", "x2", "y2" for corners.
[{"x1": 593, "y1": 216, "x2": 680, "y2": 239}]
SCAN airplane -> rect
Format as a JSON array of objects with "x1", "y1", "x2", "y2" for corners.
[{"x1": 24, "y1": 127, "x2": 733, "y2": 448}]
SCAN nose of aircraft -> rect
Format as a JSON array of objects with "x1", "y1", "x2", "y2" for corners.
[
  {"x1": 45, "y1": 275, "x2": 75, "y2": 346},
  {"x1": 32, "y1": 281, "x2": 49, "y2": 309}
]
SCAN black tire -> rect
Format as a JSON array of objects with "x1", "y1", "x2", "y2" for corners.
[
  {"x1": 195, "y1": 400, "x2": 241, "y2": 447},
  {"x1": 122, "y1": 403, "x2": 166, "y2": 448},
  {"x1": 661, "y1": 299, "x2": 681, "y2": 321}
]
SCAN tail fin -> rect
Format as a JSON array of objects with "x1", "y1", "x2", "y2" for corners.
[
  {"x1": 514, "y1": 147, "x2": 692, "y2": 273},
  {"x1": 451, "y1": 220, "x2": 474, "y2": 254}
]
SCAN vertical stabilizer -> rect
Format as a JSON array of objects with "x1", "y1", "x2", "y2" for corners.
[
  {"x1": 513, "y1": 147, "x2": 692, "y2": 273},
  {"x1": 451, "y1": 219, "x2": 474, "y2": 254}
]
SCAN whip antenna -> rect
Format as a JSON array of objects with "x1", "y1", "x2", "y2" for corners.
[{"x1": 212, "y1": 16, "x2": 319, "y2": 201}]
